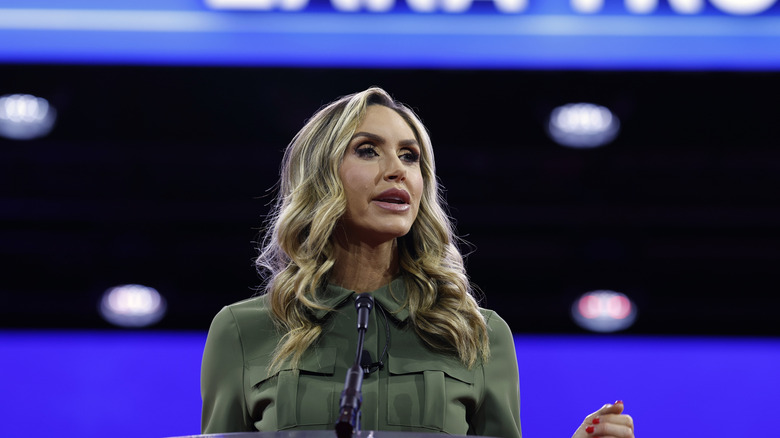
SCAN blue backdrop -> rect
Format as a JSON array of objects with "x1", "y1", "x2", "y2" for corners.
[
  {"x1": 2, "y1": 0, "x2": 780, "y2": 69},
  {"x1": 2, "y1": 331, "x2": 778, "y2": 437}
]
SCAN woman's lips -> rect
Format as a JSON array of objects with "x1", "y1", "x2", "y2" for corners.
[
  {"x1": 372, "y1": 200, "x2": 411, "y2": 211},
  {"x1": 373, "y1": 188, "x2": 411, "y2": 211}
]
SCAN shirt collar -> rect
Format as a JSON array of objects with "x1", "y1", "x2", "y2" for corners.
[{"x1": 312, "y1": 276, "x2": 410, "y2": 322}]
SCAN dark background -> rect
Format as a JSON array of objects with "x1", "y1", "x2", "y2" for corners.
[{"x1": 2, "y1": 65, "x2": 778, "y2": 335}]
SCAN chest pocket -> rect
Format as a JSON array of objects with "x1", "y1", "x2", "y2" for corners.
[
  {"x1": 386, "y1": 350, "x2": 476, "y2": 434},
  {"x1": 246, "y1": 347, "x2": 339, "y2": 430}
]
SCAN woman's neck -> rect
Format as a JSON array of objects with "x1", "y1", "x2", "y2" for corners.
[{"x1": 330, "y1": 238, "x2": 399, "y2": 293}]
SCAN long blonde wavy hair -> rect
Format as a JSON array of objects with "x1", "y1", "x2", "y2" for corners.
[{"x1": 256, "y1": 87, "x2": 489, "y2": 372}]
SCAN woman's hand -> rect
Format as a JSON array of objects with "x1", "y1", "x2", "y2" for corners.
[{"x1": 571, "y1": 401, "x2": 634, "y2": 438}]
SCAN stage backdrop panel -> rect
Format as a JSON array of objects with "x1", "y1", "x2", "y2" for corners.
[
  {"x1": 2, "y1": 0, "x2": 780, "y2": 69},
  {"x1": 1, "y1": 331, "x2": 778, "y2": 437}
]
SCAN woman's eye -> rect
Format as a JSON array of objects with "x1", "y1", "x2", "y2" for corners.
[
  {"x1": 400, "y1": 150, "x2": 420, "y2": 163},
  {"x1": 355, "y1": 145, "x2": 378, "y2": 158}
]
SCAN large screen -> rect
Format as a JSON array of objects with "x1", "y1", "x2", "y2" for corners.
[{"x1": 1, "y1": 0, "x2": 780, "y2": 68}]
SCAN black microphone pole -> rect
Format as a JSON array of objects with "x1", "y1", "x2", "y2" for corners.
[{"x1": 335, "y1": 294, "x2": 374, "y2": 438}]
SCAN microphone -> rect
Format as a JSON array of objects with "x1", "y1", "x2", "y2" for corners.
[
  {"x1": 335, "y1": 294, "x2": 374, "y2": 438},
  {"x1": 355, "y1": 293, "x2": 373, "y2": 331},
  {"x1": 361, "y1": 350, "x2": 382, "y2": 375}
]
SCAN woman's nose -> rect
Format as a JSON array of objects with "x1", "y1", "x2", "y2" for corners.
[{"x1": 384, "y1": 155, "x2": 406, "y2": 181}]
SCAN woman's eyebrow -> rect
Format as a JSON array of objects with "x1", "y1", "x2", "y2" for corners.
[
  {"x1": 399, "y1": 139, "x2": 420, "y2": 148},
  {"x1": 351, "y1": 132, "x2": 384, "y2": 143},
  {"x1": 351, "y1": 132, "x2": 419, "y2": 147}
]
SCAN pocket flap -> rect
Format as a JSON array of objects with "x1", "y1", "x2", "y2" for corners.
[
  {"x1": 247, "y1": 346, "x2": 338, "y2": 387},
  {"x1": 387, "y1": 349, "x2": 475, "y2": 384}
]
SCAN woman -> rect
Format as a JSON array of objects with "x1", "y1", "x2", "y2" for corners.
[{"x1": 201, "y1": 87, "x2": 634, "y2": 438}]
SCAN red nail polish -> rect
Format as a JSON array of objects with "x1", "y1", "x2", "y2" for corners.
[
  {"x1": 614, "y1": 400, "x2": 623, "y2": 404},
  {"x1": 586, "y1": 426, "x2": 595, "y2": 434},
  {"x1": 592, "y1": 418, "x2": 600, "y2": 424}
]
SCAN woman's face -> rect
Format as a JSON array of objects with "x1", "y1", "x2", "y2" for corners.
[{"x1": 338, "y1": 105, "x2": 424, "y2": 245}]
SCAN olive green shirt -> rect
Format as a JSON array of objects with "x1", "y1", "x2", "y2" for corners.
[{"x1": 201, "y1": 278, "x2": 521, "y2": 438}]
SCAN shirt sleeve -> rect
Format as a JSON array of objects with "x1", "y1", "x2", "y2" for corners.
[
  {"x1": 201, "y1": 306, "x2": 254, "y2": 433},
  {"x1": 471, "y1": 311, "x2": 522, "y2": 438}
]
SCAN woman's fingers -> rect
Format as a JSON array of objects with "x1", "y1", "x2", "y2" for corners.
[
  {"x1": 585, "y1": 400, "x2": 624, "y2": 422},
  {"x1": 586, "y1": 416, "x2": 634, "y2": 437},
  {"x1": 594, "y1": 413, "x2": 634, "y2": 429},
  {"x1": 579, "y1": 401, "x2": 634, "y2": 438}
]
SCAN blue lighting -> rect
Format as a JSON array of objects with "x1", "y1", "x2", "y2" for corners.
[
  {"x1": 1, "y1": 330, "x2": 779, "y2": 437},
  {"x1": 0, "y1": 0, "x2": 779, "y2": 69}
]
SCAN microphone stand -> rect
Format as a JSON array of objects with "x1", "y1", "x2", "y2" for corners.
[{"x1": 335, "y1": 294, "x2": 374, "y2": 438}]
